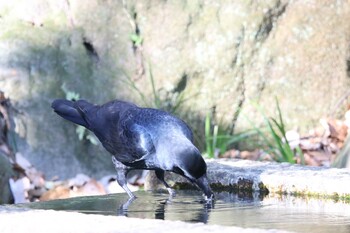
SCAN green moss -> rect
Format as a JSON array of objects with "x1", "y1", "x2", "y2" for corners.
[
  {"x1": 273, "y1": 190, "x2": 350, "y2": 203},
  {"x1": 172, "y1": 182, "x2": 196, "y2": 191},
  {"x1": 172, "y1": 180, "x2": 269, "y2": 195},
  {"x1": 173, "y1": 180, "x2": 350, "y2": 203}
]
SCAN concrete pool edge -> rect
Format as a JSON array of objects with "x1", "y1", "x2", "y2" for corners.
[
  {"x1": 146, "y1": 159, "x2": 350, "y2": 201},
  {"x1": 0, "y1": 207, "x2": 293, "y2": 233}
]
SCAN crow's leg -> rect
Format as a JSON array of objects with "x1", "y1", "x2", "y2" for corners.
[
  {"x1": 112, "y1": 156, "x2": 136, "y2": 199},
  {"x1": 155, "y1": 169, "x2": 176, "y2": 196},
  {"x1": 118, "y1": 196, "x2": 137, "y2": 216}
]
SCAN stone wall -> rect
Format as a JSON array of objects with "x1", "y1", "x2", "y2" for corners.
[{"x1": 0, "y1": 0, "x2": 350, "y2": 178}]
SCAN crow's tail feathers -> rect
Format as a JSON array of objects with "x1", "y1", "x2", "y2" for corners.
[{"x1": 51, "y1": 99, "x2": 89, "y2": 128}]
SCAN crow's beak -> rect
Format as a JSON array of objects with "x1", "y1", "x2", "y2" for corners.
[{"x1": 195, "y1": 175, "x2": 214, "y2": 200}]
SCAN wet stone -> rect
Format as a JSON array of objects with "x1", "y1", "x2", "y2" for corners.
[{"x1": 145, "y1": 159, "x2": 350, "y2": 200}]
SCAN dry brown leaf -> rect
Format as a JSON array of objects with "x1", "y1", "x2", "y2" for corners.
[{"x1": 40, "y1": 185, "x2": 71, "y2": 201}]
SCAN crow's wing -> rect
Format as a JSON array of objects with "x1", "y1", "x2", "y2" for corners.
[{"x1": 113, "y1": 122, "x2": 155, "y2": 164}]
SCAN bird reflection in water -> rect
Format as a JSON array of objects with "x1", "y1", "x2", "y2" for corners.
[{"x1": 116, "y1": 192, "x2": 214, "y2": 224}]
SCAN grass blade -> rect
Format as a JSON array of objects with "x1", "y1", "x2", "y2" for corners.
[
  {"x1": 212, "y1": 125, "x2": 218, "y2": 157},
  {"x1": 148, "y1": 63, "x2": 161, "y2": 109},
  {"x1": 205, "y1": 113, "x2": 213, "y2": 158}
]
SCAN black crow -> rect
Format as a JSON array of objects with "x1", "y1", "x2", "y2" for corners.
[{"x1": 51, "y1": 99, "x2": 214, "y2": 200}]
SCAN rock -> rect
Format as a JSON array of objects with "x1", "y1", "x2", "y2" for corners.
[
  {"x1": 1, "y1": 0, "x2": 350, "y2": 180},
  {"x1": 144, "y1": 171, "x2": 164, "y2": 192},
  {"x1": 333, "y1": 135, "x2": 350, "y2": 169},
  {"x1": 9, "y1": 176, "x2": 31, "y2": 203},
  {"x1": 0, "y1": 155, "x2": 14, "y2": 204},
  {"x1": 145, "y1": 159, "x2": 350, "y2": 199}
]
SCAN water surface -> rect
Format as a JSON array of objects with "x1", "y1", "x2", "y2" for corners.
[{"x1": 16, "y1": 191, "x2": 350, "y2": 233}]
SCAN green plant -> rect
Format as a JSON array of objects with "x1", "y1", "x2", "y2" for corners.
[
  {"x1": 61, "y1": 83, "x2": 80, "y2": 101},
  {"x1": 75, "y1": 125, "x2": 99, "y2": 145},
  {"x1": 204, "y1": 113, "x2": 256, "y2": 158},
  {"x1": 130, "y1": 33, "x2": 143, "y2": 47},
  {"x1": 204, "y1": 113, "x2": 218, "y2": 158},
  {"x1": 60, "y1": 83, "x2": 99, "y2": 146},
  {"x1": 247, "y1": 98, "x2": 304, "y2": 164},
  {"x1": 121, "y1": 63, "x2": 194, "y2": 114},
  {"x1": 332, "y1": 134, "x2": 350, "y2": 168}
]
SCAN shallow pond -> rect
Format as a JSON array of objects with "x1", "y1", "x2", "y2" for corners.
[{"x1": 15, "y1": 191, "x2": 350, "y2": 233}]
